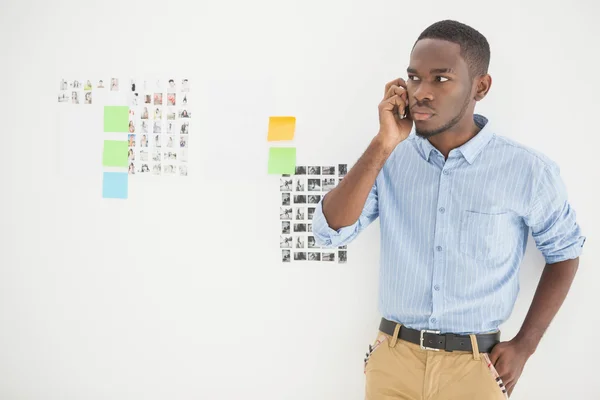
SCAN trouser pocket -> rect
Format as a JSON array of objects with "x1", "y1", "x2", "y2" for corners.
[
  {"x1": 482, "y1": 353, "x2": 509, "y2": 399},
  {"x1": 364, "y1": 332, "x2": 388, "y2": 374}
]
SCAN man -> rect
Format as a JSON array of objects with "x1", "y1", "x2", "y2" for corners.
[{"x1": 312, "y1": 20, "x2": 585, "y2": 399}]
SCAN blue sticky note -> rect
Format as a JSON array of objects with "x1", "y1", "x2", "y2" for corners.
[{"x1": 102, "y1": 172, "x2": 128, "y2": 199}]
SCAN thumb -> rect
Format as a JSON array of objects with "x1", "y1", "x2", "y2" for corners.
[{"x1": 488, "y1": 343, "x2": 504, "y2": 365}]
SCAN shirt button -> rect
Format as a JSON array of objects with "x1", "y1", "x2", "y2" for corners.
[
  {"x1": 443, "y1": 170, "x2": 449, "y2": 175},
  {"x1": 431, "y1": 318, "x2": 437, "y2": 323},
  {"x1": 439, "y1": 207, "x2": 445, "y2": 213},
  {"x1": 436, "y1": 246, "x2": 442, "y2": 251},
  {"x1": 434, "y1": 285, "x2": 440, "y2": 291}
]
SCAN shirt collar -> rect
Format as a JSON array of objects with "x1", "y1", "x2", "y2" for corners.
[{"x1": 416, "y1": 114, "x2": 494, "y2": 165}]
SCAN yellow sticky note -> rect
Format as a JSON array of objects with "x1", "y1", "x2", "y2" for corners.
[{"x1": 267, "y1": 116, "x2": 296, "y2": 141}]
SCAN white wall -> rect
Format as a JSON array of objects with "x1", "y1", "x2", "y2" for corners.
[{"x1": 1, "y1": 0, "x2": 598, "y2": 399}]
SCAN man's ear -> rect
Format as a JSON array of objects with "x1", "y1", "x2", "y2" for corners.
[{"x1": 474, "y1": 74, "x2": 492, "y2": 101}]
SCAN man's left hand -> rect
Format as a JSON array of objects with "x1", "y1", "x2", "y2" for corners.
[{"x1": 488, "y1": 338, "x2": 534, "y2": 397}]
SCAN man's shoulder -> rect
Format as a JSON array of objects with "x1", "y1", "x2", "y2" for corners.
[{"x1": 490, "y1": 133, "x2": 558, "y2": 171}]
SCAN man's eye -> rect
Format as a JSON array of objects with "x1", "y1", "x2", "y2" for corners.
[
  {"x1": 436, "y1": 76, "x2": 449, "y2": 82},
  {"x1": 408, "y1": 76, "x2": 420, "y2": 81}
]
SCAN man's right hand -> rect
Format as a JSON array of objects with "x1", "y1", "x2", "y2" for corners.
[{"x1": 377, "y1": 78, "x2": 413, "y2": 147}]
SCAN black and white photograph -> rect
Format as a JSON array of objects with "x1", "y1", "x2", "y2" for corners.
[
  {"x1": 153, "y1": 121, "x2": 162, "y2": 134},
  {"x1": 110, "y1": 78, "x2": 119, "y2": 91},
  {"x1": 140, "y1": 150, "x2": 148, "y2": 162},
  {"x1": 307, "y1": 223, "x2": 312, "y2": 233},
  {"x1": 152, "y1": 164, "x2": 161, "y2": 175},
  {"x1": 322, "y1": 178, "x2": 336, "y2": 191},
  {"x1": 167, "y1": 109, "x2": 176, "y2": 120},
  {"x1": 138, "y1": 164, "x2": 150, "y2": 174},
  {"x1": 322, "y1": 252, "x2": 335, "y2": 261},
  {"x1": 295, "y1": 166, "x2": 306, "y2": 175},
  {"x1": 84, "y1": 91, "x2": 92, "y2": 104},
  {"x1": 179, "y1": 164, "x2": 188, "y2": 176},
  {"x1": 180, "y1": 121, "x2": 189, "y2": 134},
  {"x1": 165, "y1": 136, "x2": 175, "y2": 148},
  {"x1": 280, "y1": 178, "x2": 292, "y2": 191},
  {"x1": 181, "y1": 79, "x2": 190, "y2": 92},
  {"x1": 308, "y1": 179, "x2": 321, "y2": 191},
  {"x1": 294, "y1": 207, "x2": 305, "y2": 220},
  {"x1": 280, "y1": 207, "x2": 292, "y2": 220},
  {"x1": 307, "y1": 236, "x2": 319, "y2": 248},
  {"x1": 307, "y1": 207, "x2": 315, "y2": 220},
  {"x1": 163, "y1": 151, "x2": 177, "y2": 161},
  {"x1": 338, "y1": 251, "x2": 347, "y2": 263},
  {"x1": 282, "y1": 193, "x2": 291, "y2": 206},
  {"x1": 294, "y1": 178, "x2": 305, "y2": 191},
  {"x1": 338, "y1": 245, "x2": 347, "y2": 249},
  {"x1": 163, "y1": 164, "x2": 176, "y2": 175},
  {"x1": 141, "y1": 120, "x2": 149, "y2": 133},
  {"x1": 180, "y1": 136, "x2": 188, "y2": 148},
  {"x1": 308, "y1": 252, "x2": 321, "y2": 261},
  {"x1": 294, "y1": 252, "x2": 306, "y2": 261},
  {"x1": 58, "y1": 92, "x2": 69, "y2": 103},
  {"x1": 295, "y1": 236, "x2": 305, "y2": 248},
  {"x1": 152, "y1": 150, "x2": 161, "y2": 162},
  {"x1": 282, "y1": 250, "x2": 291, "y2": 263},
  {"x1": 308, "y1": 166, "x2": 321, "y2": 175},
  {"x1": 308, "y1": 195, "x2": 321, "y2": 204},
  {"x1": 167, "y1": 79, "x2": 177, "y2": 93},
  {"x1": 71, "y1": 91, "x2": 79, "y2": 104},
  {"x1": 280, "y1": 235, "x2": 292, "y2": 248},
  {"x1": 294, "y1": 223, "x2": 306, "y2": 233},
  {"x1": 293, "y1": 195, "x2": 306, "y2": 204},
  {"x1": 154, "y1": 107, "x2": 162, "y2": 120},
  {"x1": 322, "y1": 166, "x2": 335, "y2": 175},
  {"x1": 338, "y1": 164, "x2": 348, "y2": 176},
  {"x1": 282, "y1": 221, "x2": 290, "y2": 234}
]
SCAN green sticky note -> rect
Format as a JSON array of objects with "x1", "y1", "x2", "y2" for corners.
[
  {"x1": 268, "y1": 147, "x2": 296, "y2": 174},
  {"x1": 104, "y1": 106, "x2": 129, "y2": 132},
  {"x1": 102, "y1": 140, "x2": 128, "y2": 167}
]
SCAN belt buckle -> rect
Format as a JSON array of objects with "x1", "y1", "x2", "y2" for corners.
[{"x1": 420, "y1": 329, "x2": 441, "y2": 351}]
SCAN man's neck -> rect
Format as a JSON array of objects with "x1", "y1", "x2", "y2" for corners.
[{"x1": 428, "y1": 118, "x2": 482, "y2": 160}]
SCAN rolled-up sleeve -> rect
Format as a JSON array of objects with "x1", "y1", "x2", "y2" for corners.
[
  {"x1": 312, "y1": 181, "x2": 379, "y2": 248},
  {"x1": 523, "y1": 162, "x2": 586, "y2": 264}
]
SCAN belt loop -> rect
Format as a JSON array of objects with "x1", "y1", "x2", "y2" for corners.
[
  {"x1": 389, "y1": 323, "x2": 402, "y2": 348},
  {"x1": 469, "y1": 334, "x2": 480, "y2": 360}
]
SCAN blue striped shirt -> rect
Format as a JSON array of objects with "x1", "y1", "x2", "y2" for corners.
[{"x1": 312, "y1": 114, "x2": 586, "y2": 335}]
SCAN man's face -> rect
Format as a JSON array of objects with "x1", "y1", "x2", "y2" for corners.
[{"x1": 407, "y1": 39, "x2": 475, "y2": 139}]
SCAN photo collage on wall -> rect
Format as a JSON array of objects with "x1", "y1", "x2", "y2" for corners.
[
  {"x1": 126, "y1": 79, "x2": 190, "y2": 176},
  {"x1": 279, "y1": 163, "x2": 349, "y2": 264}
]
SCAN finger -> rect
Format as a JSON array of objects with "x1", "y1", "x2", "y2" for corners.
[
  {"x1": 379, "y1": 94, "x2": 407, "y2": 117},
  {"x1": 384, "y1": 78, "x2": 407, "y2": 96},
  {"x1": 384, "y1": 85, "x2": 407, "y2": 102}
]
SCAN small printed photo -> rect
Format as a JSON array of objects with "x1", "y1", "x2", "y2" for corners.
[
  {"x1": 307, "y1": 236, "x2": 319, "y2": 248},
  {"x1": 129, "y1": 92, "x2": 139, "y2": 107},
  {"x1": 338, "y1": 245, "x2": 347, "y2": 249},
  {"x1": 129, "y1": 120, "x2": 136, "y2": 133},
  {"x1": 294, "y1": 178, "x2": 305, "y2": 192},
  {"x1": 84, "y1": 80, "x2": 93, "y2": 90},
  {"x1": 308, "y1": 166, "x2": 321, "y2": 175},
  {"x1": 308, "y1": 223, "x2": 312, "y2": 232},
  {"x1": 152, "y1": 150, "x2": 161, "y2": 162},
  {"x1": 179, "y1": 109, "x2": 191, "y2": 118},
  {"x1": 139, "y1": 134, "x2": 149, "y2": 147},
  {"x1": 180, "y1": 93, "x2": 189, "y2": 106},
  {"x1": 180, "y1": 148, "x2": 189, "y2": 162},
  {"x1": 294, "y1": 223, "x2": 306, "y2": 233},
  {"x1": 167, "y1": 93, "x2": 176, "y2": 106},
  {"x1": 294, "y1": 252, "x2": 307, "y2": 261},
  {"x1": 293, "y1": 195, "x2": 306, "y2": 204},
  {"x1": 181, "y1": 78, "x2": 190, "y2": 92},
  {"x1": 307, "y1": 195, "x2": 321, "y2": 204},
  {"x1": 167, "y1": 78, "x2": 177, "y2": 93},
  {"x1": 139, "y1": 163, "x2": 150, "y2": 173},
  {"x1": 282, "y1": 174, "x2": 290, "y2": 177},
  {"x1": 166, "y1": 121, "x2": 175, "y2": 133},
  {"x1": 141, "y1": 120, "x2": 149, "y2": 133},
  {"x1": 338, "y1": 250, "x2": 347, "y2": 263},
  {"x1": 308, "y1": 179, "x2": 321, "y2": 191},
  {"x1": 144, "y1": 94, "x2": 151, "y2": 104},
  {"x1": 308, "y1": 252, "x2": 321, "y2": 261},
  {"x1": 280, "y1": 207, "x2": 292, "y2": 220},
  {"x1": 165, "y1": 135, "x2": 175, "y2": 148},
  {"x1": 128, "y1": 148, "x2": 135, "y2": 161},
  {"x1": 179, "y1": 164, "x2": 188, "y2": 176},
  {"x1": 71, "y1": 91, "x2": 80, "y2": 104},
  {"x1": 128, "y1": 134, "x2": 136, "y2": 147},
  {"x1": 167, "y1": 108, "x2": 176, "y2": 120},
  {"x1": 282, "y1": 250, "x2": 291, "y2": 263},
  {"x1": 163, "y1": 164, "x2": 176, "y2": 175},
  {"x1": 307, "y1": 207, "x2": 315, "y2": 220},
  {"x1": 152, "y1": 163, "x2": 161, "y2": 175},
  {"x1": 154, "y1": 93, "x2": 163, "y2": 105},
  {"x1": 322, "y1": 252, "x2": 335, "y2": 261},
  {"x1": 59, "y1": 79, "x2": 68, "y2": 90},
  {"x1": 338, "y1": 164, "x2": 348, "y2": 176},
  {"x1": 70, "y1": 80, "x2": 81, "y2": 89},
  {"x1": 322, "y1": 166, "x2": 335, "y2": 175},
  {"x1": 153, "y1": 134, "x2": 161, "y2": 148},
  {"x1": 140, "y1": 149, "x2": 148, "y2": 162},
  {"x1": 130, "y1": 79, "x2": 137, "y2": 92},
  {"x1": 322, "y1": 178, "x2": 336, "y2": 191},
  {"x1": 295, "y1": 236, "x2": 305, "y2": 248},
  {"x1": 110, "y1": 78, "x2": 119, "y2": 91},
  {"x1": 180, "y1": 121, "x2": 190, "y2": 134},
  {"x1": 280, "y1": 236, "x2": 292, "y2": 248},
  {"x1": 97, "y1": 79, "x2": 105, "y2": 89},
  {"x1": 180, "y1": 135, "x2": 188, "y2": 148},
  {"x1": 154, "y1": 107, "x2": 162, "y2": 120},
  {"x1": 58, "y1": 92, "x2": 69, "y2": 102},
  {"x1": 163, "y1": 151, "x2": 177, "y2": 161},
  {"x1": 128, "y1": 162, "x2": 135, "y2": 175},
  {"x1": 294, "y1": 207, "x2": 305, "y2": 220},
  {"x1": 280, "y1": 178, "x2": 292, "y2": 191},
  {"x1": 282, "y1": 193, "x2": 291, "y2": 206},
  {"x1": 153, "y1": 121, "x2": 162, "y2": 134},
  {"x1": 294, "y1": 166, "x2": 306, "y2": 175},
  {"x1": 141, "y1": 106, "x2": 149, "y2": 119},
  {"x1": 282, "y1": 221, "x2": 291, "y2": 234},
  {"x1": 153, "y1": 79, "x2": 163, "y2": 92}
]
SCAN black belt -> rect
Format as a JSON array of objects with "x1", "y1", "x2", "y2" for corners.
[{"x1": 379, "y1": 318, "x2": 500, "y2": 353}]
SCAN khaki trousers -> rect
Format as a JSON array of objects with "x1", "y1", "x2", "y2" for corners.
[{"x1": 364, "y1": 323, "x2": 509, "y2": 400}]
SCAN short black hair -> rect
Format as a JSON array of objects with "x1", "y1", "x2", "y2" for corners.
[{"x1": 413, "y1": 20, "x2": 490, "y2": 79}]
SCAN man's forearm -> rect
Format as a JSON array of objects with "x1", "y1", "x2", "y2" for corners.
[{"x1": 513, "y1": 258, "x2": 579, "y2": 355}]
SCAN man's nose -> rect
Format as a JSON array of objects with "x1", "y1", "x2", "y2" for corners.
[{"x1": 412, "y1": 82, "x2": 434, "y2": 103}]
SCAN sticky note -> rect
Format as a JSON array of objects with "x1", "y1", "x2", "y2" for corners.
[
  {"x1": 102, "y1": 140, "x2": 128, "y2": 167},
  {"x1": 268, "y1": 147, "x2": 296, "y2": 174},
  {"x1": 267, "y1": 116, "x2": 296, "y2": 141},
  {"x1": 104, "y1": 106, "x2": 129, "y2": 132},
  {"x1": 102, "y1": 172, "x2": 128, "y2": 199}
]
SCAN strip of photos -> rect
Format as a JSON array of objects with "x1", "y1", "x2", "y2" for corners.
[{"x1": 279, "y1": 163, "x2": 349, "y2": 264}]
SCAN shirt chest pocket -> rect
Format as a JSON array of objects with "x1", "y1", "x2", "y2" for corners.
[{"x1": 459, "y1": 211, "x2": 512, "y2": 262}]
